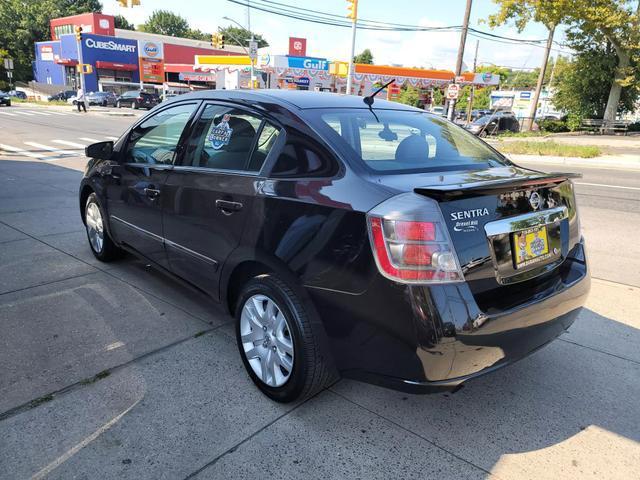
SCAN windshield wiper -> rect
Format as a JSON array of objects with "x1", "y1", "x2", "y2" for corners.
[{"x1": 363, "y1": 79, "x2": 395, "y2": 123}]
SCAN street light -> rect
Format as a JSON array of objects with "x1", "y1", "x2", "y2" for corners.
[{"x1": 222, "y1": 15, "x2": 256, "y2": 89}]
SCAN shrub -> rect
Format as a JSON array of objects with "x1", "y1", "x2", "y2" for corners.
[{"x1": 538, "y1": 119, "x2": 569, "y2": 133}]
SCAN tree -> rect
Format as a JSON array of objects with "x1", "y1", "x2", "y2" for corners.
[
  {"x1": 396, "y1": 85, "x2": 421, "y2": 107},
  {"x1": 139, "y1": 10, "x2": 190, "y2": 37},
  {"x1": 354, "y1": 49, "x2": 374, "y2": 64},
  {"x1": 184, "y1": 28, "x2": 210, "y2": 42},
  {"x1": 218, "y1": 25, "x2": 269, "y2": 48},
  {"x1": 489, "y1": 0, "x2": 569, "y2": 129},
  {"x1": 113, "y1": 14, "x2": 134, "y2": 30},
  {"x1": 0, "y1": 0, "x2": 102, "y2": 82}
]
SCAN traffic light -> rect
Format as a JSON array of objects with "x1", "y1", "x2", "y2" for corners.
[
  {"x1": 74, "y1": 26, "x2": 83, "y2": 42},
  {"x1": 346, "y1": 0, "x2": 358, "y2": 20},
  {"x1": 211, "y1": 32, "x2": 223, "y2": 49},
  {"x1": 219, "y1": 33, "x2": 225, "y2": 49},
  {"x1": 117, "y1": 0, "x2": 141, "y2": 6}
]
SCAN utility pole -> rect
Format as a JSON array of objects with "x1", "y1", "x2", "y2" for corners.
[
  {"x1": 448, "y1": 0, "x2": 472, "y2": 121},
  {"x1": 524, "y1": 25, "x2": 555, "y2": 131},
  {"x1": 247, "y1": 0, "x2": 255, "y2": 89},
  {"x1": 346, "y1": 0, "x2": 358, "y2": 95},
  {"x1": 466, "y1": 40, "x2": 479, "y2": 124}
]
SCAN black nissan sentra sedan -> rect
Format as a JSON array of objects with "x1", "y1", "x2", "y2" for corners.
[{"x1": 79, "y1": 90, "x2": 590, "y2": 402}]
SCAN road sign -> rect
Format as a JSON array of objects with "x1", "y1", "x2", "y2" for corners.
[
  {"x1": 455, "y1": 76, "x2": 465, "y2": 84},
  {"x1": 6, "y1": 71, "x2": 12, "y2": 79},
  {"x1": 249, "y1": 40, "x2": 258, "y2": 61},
  {"x1": 3, "y1": 58, "x2": 13, "y2": 70},
  {"x1": 446, "y1": 83, "x2": 460, "y2": 100}
]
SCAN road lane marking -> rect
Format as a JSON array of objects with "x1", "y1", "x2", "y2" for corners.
[
  {"x1": 24, "y1": 110, "x2": 51, "y2": 116},
  {"x1": 52, "y1": 140, "x2": 86, "y2": 149},
  {"x1": 576, "y1": 182, "x2": 640, "y2": 191},
  {"x1": 45, "y1": 111, "x2": 70, "y2": 116},
  {"x1": 0, "y1": 110, "x2": 17, "y2": 116},
  {"x1": 105, "y1": 136, "x2": 118, "y2": 140},
  {"x1": 79, "y1": 137, "x2": 101, "y2": 143},
  {"x1": 11, "y1": 110, "x2": 34, "y2": 116},
  {"x1": 0, "y1": 143, "x2": 50, "y2": 159},
  {"x1": 23, "y1": 141, "x2": 76, "y2": 157}
]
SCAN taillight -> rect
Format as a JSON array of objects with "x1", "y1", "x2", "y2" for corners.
[
  {"x1": 137, "y1": 97, "x2": 143, "y2": 101},
  {"x1": 367, "y1": 193, "x2": 464, "y2": 284}
]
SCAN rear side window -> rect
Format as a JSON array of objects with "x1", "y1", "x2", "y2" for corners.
[
  {"x1": 310, "y1": 108, "x2": 508, "y2": 174},
  {"x1": 184, "y1": 104, "x2": 280, "y2": 172},
  {"x1": 271, "y1": 132, "x2": 337, "y2": 178}
]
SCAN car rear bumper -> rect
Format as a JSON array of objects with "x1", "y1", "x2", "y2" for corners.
[{"x1": 307, "y1": 239, "x2": 590, "y2": 393}]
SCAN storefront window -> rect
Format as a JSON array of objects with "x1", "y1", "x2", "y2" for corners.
[
  {"x1": 54, "y1": 25, "x2": 75, "y2": 38},
  {"x1": 96, "y1": 69, "x2": 133, "y2": 84}
]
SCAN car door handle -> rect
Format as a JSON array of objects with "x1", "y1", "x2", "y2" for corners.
[
  {"x1": 144, "y1": 187, "x2": 161, "y2": 199},
  {"x1": 215, "y1": 199, "x2": 243, "y2": 214}
]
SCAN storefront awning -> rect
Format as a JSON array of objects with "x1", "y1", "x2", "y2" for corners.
[
  {"x1": 55, "y1": 58, "x2": 78, "y2": 66},
  {"x1": 95, "y1": 61, "x2": 138, "y2": 71},
  {"x1": 164, "y1": 64, "x2": 198, "y2": 73}
]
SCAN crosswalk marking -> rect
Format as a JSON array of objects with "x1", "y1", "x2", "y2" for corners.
[
  {"x1": 23, "y1": 141, "x2": 76, "y2": 157},
  {"x1": 12, "y1": 110, "x2": 35, "y2": 116},
  {"x1": 0, "y1": 143, "x2": 50, "y2": 160},
  {"x1": 25, "y1": 110, "x2": 51, "y2": 116},
  {"x1": 44, "y1": 111, "x2": 70, "y2": 116},
  {"x1": 80, "y1": 137, "x2": 102, "y2": 143},
  {"x1": 106, "y1": 136, "x2": 119, "y2": 140},
  {"x1": 0, "y1": 110, "x2": 17, "y2": 116},
  {"x1": 52, "y1": 140, "x2": 86, "y2": 149}
]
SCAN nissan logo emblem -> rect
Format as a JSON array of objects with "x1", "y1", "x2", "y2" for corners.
[{"x1": 528, "y1": 191, "x2": 542, "y2": 210}]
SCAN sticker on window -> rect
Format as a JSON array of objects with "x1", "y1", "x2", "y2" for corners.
[{"x1": 208, "y1": 114, "x2": 233, "y2": 149}]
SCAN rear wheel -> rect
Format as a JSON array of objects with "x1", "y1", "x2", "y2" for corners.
[
  {"x1": 116, "y1": 101, "x2": 121, "y2": 108},
  {"x1": 235, "y1": 274, "x2": 336, "y2": 403},
  {"x1": 132, "y1": 101, "x2": 137, "y2": 110},
  {"x1": 85, "y1": 193, "x2": 121, "y2": 262}
]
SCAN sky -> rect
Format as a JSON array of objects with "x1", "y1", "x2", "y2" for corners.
[{"x1": 103, "y1": 0, "x2": 571, "y2": 71}]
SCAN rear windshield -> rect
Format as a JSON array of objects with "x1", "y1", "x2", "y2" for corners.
[{"x1": 309, "y1": 108, "x2": 508, "y2": 174}]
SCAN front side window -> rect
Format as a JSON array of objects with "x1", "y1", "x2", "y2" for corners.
[
  {"x1": 310, "y1": 108, "x2": 509, "y2": 174},
  {"x1": 124, "y1": 103, "x2": 197, "y2": 165},
  {"x1": 184, "y1": 104, "x2": 279, "y2": 172}
]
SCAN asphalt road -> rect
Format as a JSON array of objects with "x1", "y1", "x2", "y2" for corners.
[{"x1": 0, "y1": 104, "x2": 638, "y2": 479}]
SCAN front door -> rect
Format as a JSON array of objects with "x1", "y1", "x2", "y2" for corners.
[
  {"x1": 162, "y1": 103, "x2": 282, "y2": 298},
  {"x1": 107, "y1": 102, "x2": 199, "y2": 266}
]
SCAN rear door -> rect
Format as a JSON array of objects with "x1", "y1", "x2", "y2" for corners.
[
  {"x1": 162, "y1": 102, "x2": 283, "y2": 298},
  {"x1": 106, "y1": 102, "x2": 199, "y2": 266}
]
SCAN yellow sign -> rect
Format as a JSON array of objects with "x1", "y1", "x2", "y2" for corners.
[
  {"x1": 330, "y1": 61, "x2": 349, "y2": 77},
  {"x1": 79, "y1": 64, "x2": 93, "y2": 74},
  {"x1": 196, "y1": 55, "x2": 252, "y2": 66}
]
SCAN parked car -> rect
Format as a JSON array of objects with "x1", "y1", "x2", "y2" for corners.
[
  {"x1": 465, "y1": 111, "x2": 520, "y2": 136},
  {"x1": 116, "y1": 90, "x2": 160, "y2": 109},
  {"x1": 429, "y1": 105, "x2": 445, "y2": 116},
  {"x1": 7, "y1": 90, "x2": 27, "y2": 100},
  {"x1": 67, "y1": 95, "x2": 78, "y2": 105},
  {"x1": 0, "y1": 91, "x2": 11, "y2": 106},
  {"x1": 86, "y1": 91, "x2": 118, "y2": 107},
  {"x1": 79, "y1": 90, "x2": 589, "y2": 403},
  {"x1": 48, "y1": 90, "x2": 76, "y2": 102}
]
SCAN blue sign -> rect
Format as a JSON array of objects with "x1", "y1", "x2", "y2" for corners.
[
  {"x1": 520, "y1": 91, "x2": 532, "y2": 99},
  {"x1": 287, "y1": 56, "x2": 329, "y2": 71},
  {"x1": 295, "y1": 77, "x2": 310, "y2": 86}
]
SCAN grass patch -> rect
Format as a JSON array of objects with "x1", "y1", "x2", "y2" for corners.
[
  {"x1": 496, "y1": 140, "x2": 601, "y2": 158},
  {"x1": 12, "y1": 98, "x2": 68, "y2": 106},
  {"x1": 497, "y1": 130, "x2": 550, "y2": 138}
]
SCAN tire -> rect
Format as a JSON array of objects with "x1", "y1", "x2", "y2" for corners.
[
  {"x1": 235, "y1": 274, "x2": 336, "y2": 403},
  {"x1": 102, "y1": 100, "x2": 107, "y2": 107},
  {"x1": 84, "y1": 193, "x2": 122, "y2": 262},
  {"x1": 116, "y1": 101, "x2": 121, "y2": 108},
  {"x1": 132, "y1": 101, "x2": 137, "y2": 110}
]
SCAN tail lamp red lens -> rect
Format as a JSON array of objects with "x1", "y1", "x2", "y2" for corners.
[{"x1": 367, "y1": 193, "x2": 464, "y2": 284}]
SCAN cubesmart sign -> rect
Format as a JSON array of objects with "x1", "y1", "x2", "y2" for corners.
[
  {"x1": 287, "y1": 56, "x2": 329, "y2": 71},
  {"x1": 80, "y1": 34, "x2": 139, "y2": 91}
]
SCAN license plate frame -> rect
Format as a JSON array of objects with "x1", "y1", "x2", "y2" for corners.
[{"x1": 511, "y1": 225, "x2": 552, "y2": 270}]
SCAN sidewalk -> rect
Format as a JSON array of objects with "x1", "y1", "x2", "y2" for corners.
[{"x1": 12, "y1": 102, "x2": 140, "y2": 117}]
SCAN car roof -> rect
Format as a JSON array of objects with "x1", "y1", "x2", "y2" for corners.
[{"x1": 166, "y1": 89, "x2": 419, "y2": 111}]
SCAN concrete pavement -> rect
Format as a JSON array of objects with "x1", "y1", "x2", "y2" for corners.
[{"x1": 0, "y1": 110, "x2": 639, "y2": 479}]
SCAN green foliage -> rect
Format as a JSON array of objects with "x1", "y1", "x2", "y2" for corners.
[
  {"x1": 432, "y1": 88, "x2": 444, "y2": 106},
  {"x1": 219, "y1": 25, "x2": 269, "y2": 48},
  {"x1": 0, "y1": 0, "x2": 102, "y2": 82},
  {"x1": 139, "y1": 10, "x2": 190, "y2": 37},
  {"x1": 497, "y1": 140, "x2": 601, "y2": 158},
  {"x1": 354, "y1": 49, "x2": 374, "y2": 64},
  {"x1": 566, "y1": 113, "x2": 583, "y2": 131},
  {"x1": 185, "y1": 28, "x2": 210, "y2": 42},
  {"x1": 537, "y1": 119, "x2": 569, "y2": 132},
  {"x1": 113, "y1": 14, "x2": 134, "y2": 30},
  {"x1": 396, "y1": 85, "x2": 421, "y2": 107}
]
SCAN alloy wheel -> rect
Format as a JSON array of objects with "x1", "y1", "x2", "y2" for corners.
[
  {"x1": 85, "y1": 202, "x2": 104, "y2": 253},
  {"x1": 240, "y1": 294, "x2": 294, "y2": 387}
]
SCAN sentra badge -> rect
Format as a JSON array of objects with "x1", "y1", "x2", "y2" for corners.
[
  {"x1": 208, "y1": 114, "x2": 233, "y2": 150},
  {"x1": 450, "y1": 207, "x2": 489, "y2": 232}
]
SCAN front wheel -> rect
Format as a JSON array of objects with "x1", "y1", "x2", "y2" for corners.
[
  {"x1": 85, "y1": 193, "x2": 122, "y2": 262},
  {"x1": 116, "y1": 101, "x2": 121, "y2": 108},
  {"x1": 235, "y1": 274, "x2": 336, "y2": 403}
]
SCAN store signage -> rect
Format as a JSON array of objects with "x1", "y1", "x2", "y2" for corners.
[
  {"x1": 288, "y1": 37, "x2": 307, "y2": 57},
  {"x1": 179, "y1": 72, "x2": 216, "y2": 82},
  {"x1": 85, "y1": 38, "x2": 136, "y2": 53},
  {"x1": 143, "y1": 42, "x2": 160, "y2": 58},
  {"x1": 295, "y1": 77, "x2": 310, "y2": 86},
  {"x1": 519, "y1": 91, "x2": 532, "y2": 99},
  {"x1": 287, "y1": 56, "x2": 328, "y2": 71},
  {"x1": 40, "y1": 45, "x2": 54, "y2": 62}
]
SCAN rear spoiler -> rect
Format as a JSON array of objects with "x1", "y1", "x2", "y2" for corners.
[{"x1": 414, "y1": 172, "x2": 582, "y2": 200}]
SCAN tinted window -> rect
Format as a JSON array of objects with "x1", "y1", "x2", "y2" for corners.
[
  {"x1": 124, "y1": 103, "x2": 197, "y2": 165},
  {"x1": 311, "y1": 109, "x2": 507, "y2": 174},
  {"x1": 185, "y1": 104, "x2": 279, "y2": 172},
  {"x1": 271, "y1": 132, "x2": 337, "y2": 178}
]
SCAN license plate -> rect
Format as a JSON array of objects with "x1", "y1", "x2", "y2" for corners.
[{"x1": 512, "y1": 225, "x2": 551, "y2": 269}]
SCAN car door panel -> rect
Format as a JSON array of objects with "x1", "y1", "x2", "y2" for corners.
[
  {"x1": 162, "y1": 103, "x2": 281, "y2": 299},
  {"x1": 106, "y1": 102, "x2": 199, "y2": 267}
]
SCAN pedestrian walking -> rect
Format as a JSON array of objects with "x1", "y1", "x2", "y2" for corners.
[{"x1": 76, "y1": 87, "x2": 86, "y2": 113}]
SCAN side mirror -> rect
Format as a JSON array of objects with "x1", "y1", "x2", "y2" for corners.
[{"x1": 85, "y1": 141, "x2": 113, "y2": 160}]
